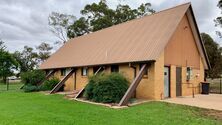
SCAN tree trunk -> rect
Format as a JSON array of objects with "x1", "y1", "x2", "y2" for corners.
[{"x1": 3, "y1": 76, "x2": 7, "y2": 84}]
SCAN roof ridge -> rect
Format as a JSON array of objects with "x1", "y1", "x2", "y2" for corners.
[
  {"x1": 152, "y1": 2, "x2": 191, "y2": 16},
  {"x1": 69, "y1": 2, "x2": 191, "y2": 42}
]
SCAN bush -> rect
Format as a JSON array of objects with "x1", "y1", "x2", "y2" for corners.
[
  {"x1": 23, "y1": 84, "x2": 39, "y2": 92},
  {"x1": 21, "y1": 70, "x2": 45, "y2": 92},
  {"x1": 40, "y1": 77, "x2": 63, "y2": 91},
  {"x1": 21, "y1": 70, "x2": 45, "y2": 85},
  {"x1": 84, "y1": 73, "x2": 129, "y2": 103}
]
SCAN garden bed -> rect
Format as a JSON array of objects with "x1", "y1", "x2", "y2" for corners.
[{"x1": 74, "y1": 97, "x2": 152, "y2": 108}]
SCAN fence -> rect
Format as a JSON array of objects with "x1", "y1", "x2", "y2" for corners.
[
  {"x1": 0, "y1": 79, "x2": 23, "y2": 92},
  {"x1": 206, "y1": 78, "x2": 222, "y2": 94}
]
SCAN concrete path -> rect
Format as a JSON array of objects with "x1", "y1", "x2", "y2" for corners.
[{"x1": 162, "y1": 94, "x2": 222, "y2": 111}]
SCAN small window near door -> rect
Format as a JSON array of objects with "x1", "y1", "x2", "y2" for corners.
[
  {"x1": 139, "y1": 64, "x2": 148, "y2": 76},
  {"x1": 81, "y1": 67, "x2": 88, "y2": 76},
  {"x1": 186, "y1": 67, "x2": 193, "y2": 81},
  {"x1": 111, "y1": 65, "x2": 119, "y2": 73},
  {"x1": 61, "y1": 69, "x2": 66, "y2": 76}
]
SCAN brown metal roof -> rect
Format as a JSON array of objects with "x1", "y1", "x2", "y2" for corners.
[{"x1": 40, "y1": 3, "x2": 191, "y2": 69}]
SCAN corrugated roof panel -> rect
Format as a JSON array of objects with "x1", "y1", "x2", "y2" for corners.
[{"x1": 40, "y1": 3, "x2": 190, "y2": 69}]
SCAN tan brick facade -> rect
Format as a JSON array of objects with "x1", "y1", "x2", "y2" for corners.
[{"x1": 49, "y1": 14, "x2": 206, "y2": 100}]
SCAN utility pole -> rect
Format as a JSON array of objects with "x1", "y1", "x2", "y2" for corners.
[{"x1": 6, "y1": 78, "x2": 9, "y2": 91}]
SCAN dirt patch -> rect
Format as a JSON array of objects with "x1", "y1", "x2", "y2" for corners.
[{"x1": 201, "y1": 109, "x2": 222, "y2": 121}]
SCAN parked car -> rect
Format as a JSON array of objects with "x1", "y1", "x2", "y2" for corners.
[{"x1": 8, "y1": 76, "x2": 17, "y2": 80}]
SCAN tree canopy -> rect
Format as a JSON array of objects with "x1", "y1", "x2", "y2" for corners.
[
  {"x1": 49, "y1": 0, "x2": 155, "y2": 40},
  {"x1": 0, "y1": 41, "x2": 18, "y2": 83},
  {"x1": 201, "y1": 33, "x2": 222, "y2": 78},
  {"x1": 36, "y1": 42, "x2": 53, "y2": 63},
  {"x1": 215, "y1": 0, "x2": 222, "y2": 37},
  {"x1": 13, "y1": 42, "x2": 53, "y2": 73},
  {"x1": 48, "y1": 12, "x2": 76, "y2": 43},
  {"x1": 67, "y1": 1, "x2": 155, "y2": 38}
]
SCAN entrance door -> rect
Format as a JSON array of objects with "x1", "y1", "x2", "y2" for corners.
[
  {"x1": 164, "y1": 67, "x2": 170, "y2": 98},
  {"x1": 176, "y1": 67, "x2": 182, "y2": 96}
]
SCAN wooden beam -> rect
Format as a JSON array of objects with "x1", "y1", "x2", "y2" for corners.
[
  {"x1": 75, "y1": 66, "x2": 103, "y2": 99},
  {"x1": 45, "y1": 70, "x2": 56, "y2": 79},
  {"x1": 118, "y1": 64, "x2": 148, "y2": 106},
  {"x1": 38, "y1": 70, "x2": 57, "y2": 86},
  {"x1": 50, "y1": 69, "x2": 75, "y2": 94}
]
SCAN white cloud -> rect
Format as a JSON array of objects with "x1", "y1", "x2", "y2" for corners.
[{"x1": 0, "y1": 0, "x2": 221, "y2": 52}]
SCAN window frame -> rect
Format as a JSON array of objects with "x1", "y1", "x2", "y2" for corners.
[
  {"x1": 111, "y1": 65, "x2": 119, "y2": 73},
  {"x1": 186, "y1": 67, "x2": 193, "y2": 81},
  {"x1": 81, "y1": 67, "x2": 88, "y2": 76},
  {"x1": 61, "y1": 69, "x2": 66, "y2": 76}
]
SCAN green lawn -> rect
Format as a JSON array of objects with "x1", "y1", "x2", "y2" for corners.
[{"x1": 0, "y1": 86, "x2": 221, "y2": 125}]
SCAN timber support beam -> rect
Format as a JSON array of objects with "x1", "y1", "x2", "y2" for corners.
[
  {"x1": 75, "y1": 66, "x2": 103, "y2": 99},
  {"x1": 50, "y1": 68, "x2": 75, "y2": 94},
  {"x1": 37, "y1": 69, "x2": 57, "y2": 86},
  {"x1": 118, "y1": 63, "x2": 149, "y2": 106}
]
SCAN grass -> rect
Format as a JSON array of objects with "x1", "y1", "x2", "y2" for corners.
[{"x1": 0, "y1": 84, "x2": 221, "y2": 125}]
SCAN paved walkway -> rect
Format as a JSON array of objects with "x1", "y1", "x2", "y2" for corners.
[{"x1": 162, "y1": 94, "x2": 222, "y2": 111}]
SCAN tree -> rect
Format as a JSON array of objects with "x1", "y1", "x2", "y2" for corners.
[
  {"x1": 0, "y1": 41, "x2": 18, "y2": 83},
  {"x1": 65, "y1": 0, "x2": 155, "y2": 38},
  {"x1": 48, "y1": 12, "x2": 76, "y2": 43},
  {"x1": 36, "y1": 42, "x2": 53, "y2": 63},
  {"x1": 215, "y1": 0, "x2": 222, "y2": 37},
  {"x1": 13, "y1": 46, "x2": 38, "y2": 73},
  {"x1": 201, "y1": 33, "x2": 222, "y2": 78},
  {"x1": 0, "y1": 39, "x2": 6, "y2": 51},
  {"x1": 67, "y1": 17, "x2": 89, "y2": 37}
]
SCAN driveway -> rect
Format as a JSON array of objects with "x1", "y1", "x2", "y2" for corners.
[{"x1": 163, "y1": 94, "x2": 222, "y2": 111}]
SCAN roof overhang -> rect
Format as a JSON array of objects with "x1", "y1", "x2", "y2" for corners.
[
  {"x1": 40, "y1": 60, "x2": 156, "y2": 70},
  {"x1": 186, "y1": 5, "x2": 211, "y2": 70}
]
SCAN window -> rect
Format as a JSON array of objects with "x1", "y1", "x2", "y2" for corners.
[
  {"x1": 139, "y1": 64, "x2": 148, "y2": 76},
  {"x1": 81, "y1": 67, "x2": 88, "y2": 76},
  {"x1": 111, "y1": 65, "x2": 119, "y2": 73},
  {"x1": 61, "y1": 69, "x2": 66, "y2": 76},
  {"x1": 186, "y1": 67, "x2": 193, "y2": 81}
]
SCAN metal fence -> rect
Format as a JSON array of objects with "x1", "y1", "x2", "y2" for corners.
[
  {"x1": 0, "y1": 80, "x2": 23, "y2": 92},
  {"x1": 207, "y1": 78, "x2": 222, "y2": 94}
]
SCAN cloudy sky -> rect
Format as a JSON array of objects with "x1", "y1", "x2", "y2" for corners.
[{"x1": 0, "y1": 0, "x2": 221, "y2": 52}]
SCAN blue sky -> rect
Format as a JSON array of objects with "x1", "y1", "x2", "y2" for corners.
[{"x1": 0, "y1": 0, "x2": 221, "y2": 52}]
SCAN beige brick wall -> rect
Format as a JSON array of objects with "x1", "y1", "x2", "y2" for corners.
[
  {"x1": 170, "y1": 65, "x2": 176, "y2": 98},
  {"x1": 50, "y1": 55, "x2": 204, "y2": 99},
  {"x1": 181, "y1": 57, "x2": 205, "y2": 96},
  {"x1": 153, "y1": 52, "x2": 164, "y2": 100},
  {"x1": 51, "y1": 63, "x2": 158, "y2": 99},
  {"x1": 169, "y1": 57, "x2": 205, "y2": 97},
  {"x1": 53, "y1": 69, "x2": 75, "y2": 91}
]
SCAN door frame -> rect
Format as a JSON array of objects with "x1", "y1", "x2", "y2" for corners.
[{"x1": 164, "y1": 66, "x2": 171, "y2": 98}]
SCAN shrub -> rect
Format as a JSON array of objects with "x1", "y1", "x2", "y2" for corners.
[
  {"x1": 23, "y1": 84, "x2": 39, "y2": 92},
  {"x1": 40, "y1": 77, "x2": 64, "y2": 91},
  {"x1": 21, "y1": 70, "x2": 45, "y2": 92},
  {"x1": 84, "y1": 73, "x2": 129, "y2": 103},
  {"x1": 21, "y1": 70, "x2": 45, "y2": 85}
]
